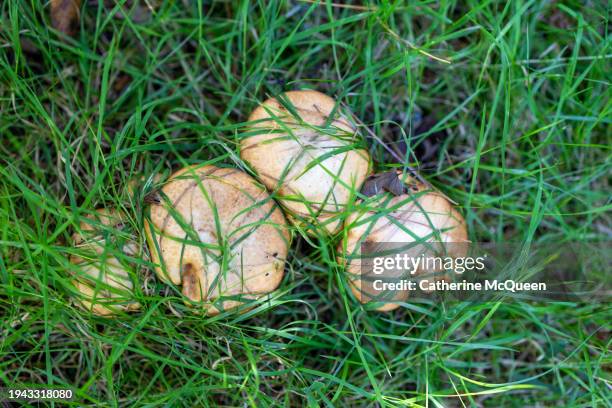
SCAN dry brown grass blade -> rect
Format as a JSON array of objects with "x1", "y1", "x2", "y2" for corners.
[{"x1": 51, "y1": 0, "x2": 82, "y2": 37}]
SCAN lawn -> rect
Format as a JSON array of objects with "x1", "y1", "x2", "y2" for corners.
[{"x1": 0, "y1": 0, "x2": 610, "y2": 406}]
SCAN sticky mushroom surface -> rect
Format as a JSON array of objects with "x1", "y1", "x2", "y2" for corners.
[
  {"x1": 144, "y1": 165, "x2": 290, "y2": 315},
  {"x1": 240, "y1": 90, "x2": 371, "y2": 235},
  {"x1": 338, "y1": 173, "x2": 468, "y2": 311},
  {"x1": 70, "y1": 208, "x2": 141, "y2": 316}
]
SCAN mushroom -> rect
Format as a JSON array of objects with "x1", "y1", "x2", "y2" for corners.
[
  {"x1": 240, "y1": 90, "x2": 371, "y2": 235},
  {"x1": 338, "y1": 172, "x2": 468, "y2": 311},
  {"x1": 144, "y1": 165, "x2": 290, "y2": 315},
  {"x1": 70, "y1": 209, "x2": 141, "y2": 316}
]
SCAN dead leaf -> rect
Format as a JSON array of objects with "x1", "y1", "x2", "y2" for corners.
[
  {"x1": 361, "y1": 171, "x2": 408, "y2": 197},
  {"x1": 386, "y1": 174, "x2": 406, "y2": 196},
  {"x1": 361, "y1": 170, "x2": 430, "y2": 198},
  {"x1": 51, "y1": 0, "x2": 82, "y2": 37},
  {"x1": 143, "y1": 191, "x2": 161, "y2": 205}
]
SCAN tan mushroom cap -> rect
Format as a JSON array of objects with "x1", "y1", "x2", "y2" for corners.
[
  {"x1": 338, "y1": 175, "x2": 468, "y2": 311},
  {"x1": 144, "y1": 165, "x2": 290, "y2": 315},
  {"x1": 240, "y1": 90, "x2": 371, "y2": 235},
  {"x1": 70, "y1": 208, "x2": 141, "y2": 316}
]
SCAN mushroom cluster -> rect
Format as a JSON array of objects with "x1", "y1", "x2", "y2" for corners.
[{"x1": 68, "y1": 89, "x2": 468, "y2": 316}]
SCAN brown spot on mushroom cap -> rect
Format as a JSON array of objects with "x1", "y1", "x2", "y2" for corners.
[
  {"x1": 181, "y1": 263, "x2": 202, "y2": 302},
  {"x1": 240, "y1": 90, "x2": 371, "y2": 235},
  {"x1": 338, "y1": 176, "x2": 468, "y2": 312},
  {"x1": 144, "y1": 165, "x2": 290, "y2": 315},
  {"x1": 70, "y1": 208, "x2": 141, "y2": 316}
]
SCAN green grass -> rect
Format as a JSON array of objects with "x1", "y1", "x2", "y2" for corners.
[{"x1": 1, "y1": 0, "x2": 610, "y2": 406}]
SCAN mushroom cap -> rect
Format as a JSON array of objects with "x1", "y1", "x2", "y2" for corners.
[
  {"x1": 338, "y1": 175, "x2": 468, "y2": 311},
  {"x1": 240, "y1": 90, "x2": 371, "y2": 235},
  {"x1": 144, "y1": 165, "x2": 290, "y2": 315},
  {"x1": 70, "y1": 208, "x2": 141, "y2": 316}
]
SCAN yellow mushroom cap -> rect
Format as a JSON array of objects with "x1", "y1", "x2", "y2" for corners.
[
  {"x1": 70, "y1": 208, "x2": 141, "y2": 316},
  {"x1": 144, "y1": 165, "x2": 290, "y2": 315},
  {"x1": 241, "y1": 90, "x2": 371, "y2": 235}
]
